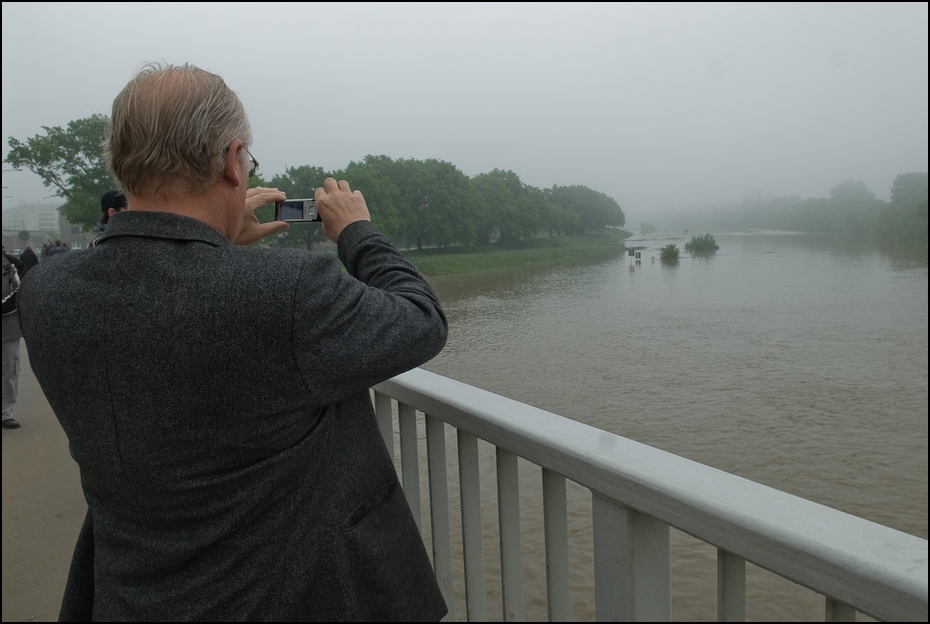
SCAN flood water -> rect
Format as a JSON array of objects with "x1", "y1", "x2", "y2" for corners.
[{"x1": 418, "y1": 230, "x2": 928, "y2": 621}]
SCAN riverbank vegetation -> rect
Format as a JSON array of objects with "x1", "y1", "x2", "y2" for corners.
[{"x1": 403, "y1": 228, "x2": 631, "y2": 276}]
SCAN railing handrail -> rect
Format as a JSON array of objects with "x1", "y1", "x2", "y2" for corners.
[{"x1": 374, "y1": 367, "x2": 928, "y2": 622}]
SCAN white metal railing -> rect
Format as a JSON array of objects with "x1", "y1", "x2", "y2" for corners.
[{"x1": 372, "y1": 367, "x2": 928, "y2": 622}]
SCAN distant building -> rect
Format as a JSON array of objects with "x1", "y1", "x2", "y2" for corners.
[
  {"x1": 57, "y1": 210, "x2": 98, "y2": 250},
  {"x1": 1, "y1": 201, "x2": 96, "y2": 253},
  {"x1": 2, "y1": 201, "x2": 59, "y2": 232}
]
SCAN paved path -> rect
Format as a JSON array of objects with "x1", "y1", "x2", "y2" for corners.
[{"x1": 2, "y1": 346, "x2": 85, "y2": 622}]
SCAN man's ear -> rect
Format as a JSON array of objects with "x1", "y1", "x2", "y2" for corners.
[{"x1": 223, "y1": 140, "x2": 245, "y2": 188}]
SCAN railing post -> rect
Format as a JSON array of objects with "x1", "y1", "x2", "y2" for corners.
[
  {"x1": 373, "y1": 390, "x2": 394, "y2": 462},
  {"x1": 425, "y1": 415, "x2": 455, "y2": 622},
  {"x1": 543, "y1": 469, "x2": 572, "y2": 621},
  {"x1": 398, "y1": 402, "x2": 421, "y2": 530},
  {"x1": 718, "y1": 549, "x2": 746, "y2": 621},
  {"x1": 593, "y1": 494, "x2": 670, "y2": 621},
  {"x1": 458, "y1": 429, "x2": 487, "y2": 621},
  {"x1": 497, "y1": 448, "x2": 525, "y2": 621},
  {"x1": 825, "y1": 598, "x2": 857, "y2": 622}
]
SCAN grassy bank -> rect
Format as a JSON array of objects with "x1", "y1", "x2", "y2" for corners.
[{"x1": 403, "y1": 229, "x2": 632, "y2": 276}]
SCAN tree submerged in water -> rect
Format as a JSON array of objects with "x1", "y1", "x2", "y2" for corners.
[
  {"x1": 685, "y1": 233, "x2": 720, "y2": 254},
  {"x1": 659, "y1": 243, "x2": 680, "y2": 261}
]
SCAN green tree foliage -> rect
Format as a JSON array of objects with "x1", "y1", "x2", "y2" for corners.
[
  {"x1": 470, "y1": 169, "x2": 576, "y2": 242},
  {"x1": 891, "y1": 172, "x2": 929, "y2": 207},
  {"x1": 826, "y1": 180, "x2": 885, "y2": 235},
  {"x1": 472, "y1": 169, "x2": 539, "y2": 244},
  {"x1": 761, "y1": 180, "x2": 883, "y2": 235},
  {"x1": 549, "y1": 184, "x2": 625, "y2": 233},
  {"x1": 338, "y1": 157, "x2": 406, "y2": 244},
  {"x1": 537, "y1": 188, "x2": 578, "y2": 238},
  {"x1": 471, "y1": 170, "x2": 509, "y2": 244},
  {"x1": 875, "y1": 172, "x2": 928, "y2": 243},
  {"x1": 640, "y1": 221, "x2": 657, "y2": 235},
  {"x1": 389, "y1": 158, "x2": 483, "y2": 250},
  {"x1": 5, "y1": 114, "x2": 113, "y2": 231},
  {"x1": 684, "y1": 233, "x2": 719, "y2": 254},
  {"x1": 781, "y1": 180, "x2": 883, "y2": 235},
  {"x1": 659, "y1": 243, "x2": 680, "y2": 261}
]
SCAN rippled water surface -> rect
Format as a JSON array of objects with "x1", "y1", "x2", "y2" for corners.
[{"x1": 419, "y1": 231, "x2": 928, "y2": 621}]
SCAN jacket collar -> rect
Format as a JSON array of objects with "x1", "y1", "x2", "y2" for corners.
[{"x1": 94, "y1": 210, "x2": 230, "y2": 248}]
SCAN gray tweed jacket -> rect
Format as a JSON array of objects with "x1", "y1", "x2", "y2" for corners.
[{"x1": 19, "y1": 211, "x2": 448, "y2": 622}]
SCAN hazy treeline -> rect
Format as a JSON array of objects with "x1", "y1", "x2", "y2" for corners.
[
  {"x1": 261, "y1": 155, "x2": 625, "y2": 251},
  {"x1": 661, "y1": 174, "x2": 928, "y2": 243},
  {"x1": 8, "y1": 115, "x2": 923, "y2": 248}
]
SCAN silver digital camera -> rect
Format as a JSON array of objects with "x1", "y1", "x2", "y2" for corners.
[{"x1": 275, "y1": 198, "x2": 321, "y2": 222}]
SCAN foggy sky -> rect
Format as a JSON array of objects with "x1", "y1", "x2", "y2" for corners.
[{"x1": 2, "y1": 2, "x2": 927, "y2": 225}]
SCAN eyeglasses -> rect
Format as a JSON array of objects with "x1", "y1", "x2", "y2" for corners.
[
  {"x1": 225, "y1": 145, "x2": 259, "y2": 178},
  {"x1": 246, "y1": 149, "x2": 259, "y2": 178}
]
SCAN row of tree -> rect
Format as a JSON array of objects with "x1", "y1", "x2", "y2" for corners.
[
  {"x1": 8, "y1": 114, "x2": 924, "y2": 248},
  {"x1": 263, "y1": 158, "x2": 625, "y2": 250},
  {"x1": 5, "y1": 115, "x2": 626, "y2": 251}
]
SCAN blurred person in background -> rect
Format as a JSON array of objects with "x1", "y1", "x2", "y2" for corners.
[
  {"x1": 97, "y1": 190, "x2": 128, "y2": 233},
  {"x1": 18, "y1": 245, "x2": 39, "y2": 274},
  {"x1": 2, "y1": 246, "x2": 24, "y2": 429}
]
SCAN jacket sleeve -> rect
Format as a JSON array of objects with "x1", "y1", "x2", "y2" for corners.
[{"x1": 291, "y1": 221, "x2": 448, "y2": 406}]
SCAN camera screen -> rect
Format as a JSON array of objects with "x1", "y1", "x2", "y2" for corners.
[{"x1": 278, "y1": 200, "x2": 306, "y2": 221}]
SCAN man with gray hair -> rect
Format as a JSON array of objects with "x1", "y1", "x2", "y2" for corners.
[{"x1": 19, "y1": 62, "x2": 448, "y2": 621}]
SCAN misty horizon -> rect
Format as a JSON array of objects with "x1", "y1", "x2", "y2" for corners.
[{"x1": 3, "y1": 3, "x2": 927, "y2": 226}]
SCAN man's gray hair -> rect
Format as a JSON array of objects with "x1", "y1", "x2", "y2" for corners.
[{"x1": 105, "y1": 62, "x2": 252, "y2": 196}]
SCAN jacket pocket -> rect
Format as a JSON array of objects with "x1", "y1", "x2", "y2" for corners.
[{"x1": 342, "y1": 482, "x2": 397, "y2": 531}]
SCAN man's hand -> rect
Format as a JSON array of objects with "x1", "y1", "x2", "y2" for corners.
[
  {"x1": 234, "y1": 186, "x2": 290, "y2": 246},
  {"x1": 314, "y1": 178, "x2": 371, "y2": 243}
]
